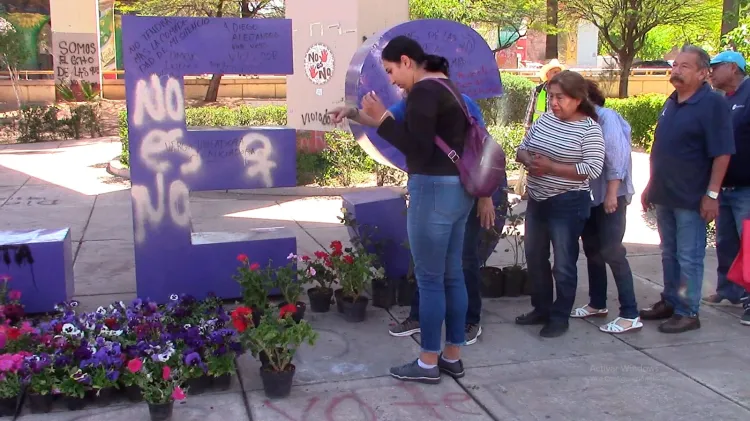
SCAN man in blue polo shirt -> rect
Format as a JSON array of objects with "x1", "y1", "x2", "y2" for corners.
[
  {"x1": 640, "y1": 45, "x2": 735, "y2": 333},
  {"x1": 702, "y1": 50, "x2": 750, "y2": 325}
]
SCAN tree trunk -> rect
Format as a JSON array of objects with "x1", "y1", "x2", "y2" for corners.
[
  {"x1": 203, "y1": 0, "x2": 226, "y2": 102},
  {"x1": 618, "y1": 57, "x2": 634, "y2": 98},
  {"x1": 545, "y1": 0, "x2": 559, "y2": 59},
  {"x1": 721, "y1": 0, "x2": 740, "y2": 36}
]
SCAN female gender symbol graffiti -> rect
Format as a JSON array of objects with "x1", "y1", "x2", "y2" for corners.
[{"x1": 344, "y1": 19, "x2": 504, "y2": 171}]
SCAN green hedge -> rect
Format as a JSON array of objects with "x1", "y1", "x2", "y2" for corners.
[
  {"x1": 606, "y1": 93, "x2": 666, "y2": 151},
  {"x1": 477, "y1": 73, "x2": 536, "y2": 126}
]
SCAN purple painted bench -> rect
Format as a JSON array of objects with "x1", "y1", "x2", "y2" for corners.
[
  {"x1": 122, "y1": 16, "x2": 298, "y2": 302},
  {"x1": 0, "y1": 229, "x2": 73, "y2": 313},
  {"x1": 341, "y1": 188, "x2": 409, "y2": 280}
]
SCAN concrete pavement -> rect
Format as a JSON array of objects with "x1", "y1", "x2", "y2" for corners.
[{"x1": 1, "y1": 139, "x2": 749, "y2": 420}]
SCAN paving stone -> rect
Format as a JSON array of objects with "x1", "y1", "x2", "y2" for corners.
[
  {"x1": 645, "y1": 337, "x2": 750, "y2": 407},
  {"x1": 17, "y1": 391, "x2": 249, "y2": 421},
  {"x1": 83, "y1": 204, "x2": 134, "y2": 241},
  {"x1": 248, "y1": 375, "x2": 493, "y2": 421},
  {"x1": 460, "y1": 350, "x2": 750, "y2": 421},
  {"x1": 74, "y1": 240, "x2": 136, "y2": 296},
  {"x1": 0, "y1": 205, "x2": 91, "y2": 242},
  {"x1": 238, "y1": 308, "x2": 420, "y2": 392}
]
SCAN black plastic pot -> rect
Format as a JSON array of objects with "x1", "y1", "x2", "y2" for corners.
[
  {"x1": 503, "y1": 266, "x2": 526, "y2": 297},
  {"x1": 87, "y1": 387, "x2": 115, "y2": 405},
  {"x1": 371, "y1": 278, "x2": 396, "y2": 310},
  {"x1": 334, "y1": 289, "x2": 345, "y2": 313},
  {"x1": 212, "y1": 373, "x2": 232, "y2": 391},
  {"x1": 479, "y1": 266, "x2": 504, "y2": 298},
  {"x1": 340, "y1": 295, "x2": 369, "y2": 323},
  {"x1": 28, "y1": 393, "x2": 53, "y2": 414},
  {"x1": 0, "y1": 395, "x2": 17, "y2": 417},
  {"x1": 396, "y1": 278, "x2": 416, "y2": 306},
  {"x1": 277, "y1": 301, "x2": 306, "y2": 323},
  {"x1": 64, "y1": 396, "x2": 87, "y2": 411},
  {"x1": 307, "y1": 287, "x2": 334, "y2": 313},
  {"x1": 186, "y1": 375, "x2": 211, "y2": 395},
  {"x1": 260, "y1": 364, "x2": 295, "y2": 399},
  {"x1": 148, "y1": 401, "x2": 174, "y2": 421},
  {"x1": 124, "y1": 385, "x2": 143, "y2": 402}
]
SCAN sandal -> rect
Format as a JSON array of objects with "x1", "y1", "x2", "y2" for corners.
[
  {"x1": 570, "y1": 305, "x2": 608, "y2": 318},
  {"x1": 599, "y1": 317, "x2": 643, "y2": 334}
]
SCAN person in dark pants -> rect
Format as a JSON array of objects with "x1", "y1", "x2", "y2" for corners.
[
  {"x1": 702, "y1": 51, "x2": 750, "y2": 324},
  {"x1": 389, "y1": 188, "x2": 508, "y2": 345},
  {"x1": 570, "y1": 80, "x2": 642, "y2": 334},
  {"x1": 514, "y1": 71, "x2": 605, "y2": 338},
  {"x1": 640, "y1": 45, "x2": 735, "y2": 333}
]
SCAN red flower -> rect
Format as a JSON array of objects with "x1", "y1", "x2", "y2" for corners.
[
  {"x1": 231, "y1": 306, "x2": 253, "y2": 332},
  {"x1": 6, "y1": 327, "x2": 20, "y2": 341},
  {"x1": 301, "y1": 255, "x2": 310, "y2": 262},
  {"x1": 330, "y1": 241, "x2": 343, "y2": 251},
  {"x1": 343, "y1": 255, "x2": 354, "y2": 264},
  {"x1": 172, "y1": 386, "x2": 186, "y2": 400},
  {"x1": 314, "y1": 250, "x2": 328, "y2": 259},
  {"x1": 324, "y1": 258, "x2": 333, "y2": 268},
  {"x1": 104, "y1": 318, "x2": 117, "y2": 329},
  {"x1": 249, "y1": 262, "x2": 260, "y2": 271},
  {"x1": 162, "y1": 365, "x2": 171, "y2": 380},
  {"x1": 127, "y1": 359, "x2": 143, "y2": 373},
  {"x1": 331, "y1": 249, "x2": 343, "y2": 257},
  {"x1": 279, "y1": 303, "x2": 297, "y2": 319},
  {"x1": 237, "y1": 254, "x2": 249, "y2": 263}
]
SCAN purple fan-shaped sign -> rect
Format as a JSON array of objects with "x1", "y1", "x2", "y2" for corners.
[{"x1": 345, "y1": 19, "x2": 504, "y2": 170}]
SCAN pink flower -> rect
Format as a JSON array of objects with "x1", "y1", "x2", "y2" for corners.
[
  {"x1": 307, "y1": 267, "x2": 316, "y2": 277},
  {"x1": 7, "y1": 290, "x2": 20, "y2": 301},
  {"x1": 0, "y1": 357, "x2": 13, "y2": 372},
  {"x1": 127, "y1": 359, "x2": 143, "y2": 373},
  {"x1": 19, "y1": 321, "x2": 34, "y2": 335},
  {"x1": 171, "y1": 386, "x2": 186, "y2": 400},
  {"x1": 162, "y1": 365, "x2": 171, "y2": 380}
]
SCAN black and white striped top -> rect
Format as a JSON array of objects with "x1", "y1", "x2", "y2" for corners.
[{"x1": 518, "y1": 112, "x2": 605, "y2": 201}]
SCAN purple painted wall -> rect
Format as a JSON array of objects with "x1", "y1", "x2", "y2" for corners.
[
  {"x1": 0, "y1": 229, "x2": 74, "y2": 314},
  {"x1": 345, "y1": 19, "x2": 504, "y2": 170},
  {"x1": 121, "y1": 16, "x2": 297, "y2": 302}
]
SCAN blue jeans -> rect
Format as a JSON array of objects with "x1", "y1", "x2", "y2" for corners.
[
  {"x1": 408, "y1": 193, "x2": 508, "y2": 325},
  {"x1": 525, "y1": 190, "x2": 591, "y2": 322},
  {"x1": 581, "y1": 196, "x2": 639, "y2": 319},
  {"x1": 715, "y1": 187, "x2": 750, "y2": 303},
  {"x1": 407, "y1": 174, "x2": 473, "y2": 353},
  {"x1": 655, "y1": 205, "x2": 707, "y2": 316}
]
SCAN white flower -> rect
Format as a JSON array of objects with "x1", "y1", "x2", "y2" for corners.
[
  {"x1": 62, "y1": 323, "x2": 82, "y2": 337},
  {"x1": 307, "y1": 267, "x2": 317, "y2": 277},
  {"x1": 70, "y1": 301, "x2": 79, "y2": 307},
  {"x1": 0, "y1": 18, "x2": 16, "y2": 36},
  {"x1": 96, "y1": 306, "x2": 107, "y2": 315},
  {"x1": 169, "y1": 294, "x2": 179, "y2": 301},
  {"x1": 85, "y1": 321, "x2": 96, "y2": 331},
  {"x1": 183, "y1": 324, "x2": 192, "y2": 329},
  {"x1": 287, "y1": 253, "x2": 297, "y2": 260}
]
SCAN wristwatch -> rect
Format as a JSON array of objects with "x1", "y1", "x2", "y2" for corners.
[{"x1": 706, "y1": 190, "x2": 719, "y2": 200}]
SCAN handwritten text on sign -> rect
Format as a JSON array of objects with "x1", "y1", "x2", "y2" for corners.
[
  {"x1": 52, "y1": 32, "x2": 101, "y2": 84},
  {"x1": 123, "y1": 16, "x2": 293, "y2": 77}
]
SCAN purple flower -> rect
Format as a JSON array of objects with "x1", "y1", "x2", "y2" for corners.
[
  {"x1": 106, "y1": 369, "x2": 119, "y2": 382},
  {"x1": 184, "y1": 352, "x2": 202, "y2": 366}
]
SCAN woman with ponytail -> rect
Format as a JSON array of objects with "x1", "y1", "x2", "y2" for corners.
[
  {"x1": 514, "y1": 70, "x2": 605, "y2": 338},
  {"x1": 330, "y1": 35, "x2": 478, "y2": 384}
]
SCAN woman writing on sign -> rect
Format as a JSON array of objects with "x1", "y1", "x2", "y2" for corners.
[{"x1": 330, "y1": 35, "x2": 476, "y2": 384}]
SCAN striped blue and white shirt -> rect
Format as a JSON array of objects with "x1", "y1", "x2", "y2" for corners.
[
  {"x1": 518, "y1": 112, "x2": 605, "y2": 201},
  {"x1": 589, "y1": 105, "x2": 635, "y2": 206}
]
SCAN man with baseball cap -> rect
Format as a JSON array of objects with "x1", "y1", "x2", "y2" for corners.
[{"x1": 702, "y1": 50, "x2": 750, "y2": 325}]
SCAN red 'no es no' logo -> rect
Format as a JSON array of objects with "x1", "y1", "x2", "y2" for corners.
[{"x1": 304, "y1": 43, "x2": 334, "y2": 85}]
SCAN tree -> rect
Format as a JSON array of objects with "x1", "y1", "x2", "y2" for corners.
[
  {"x1": 409, "y1": 0, "x2": 545, "y2": 52},
  {"x1": 545, "y1": 0, "x2": 558, "y2": 59},
  {"x1": 0, "y1": 16, "x2": 29, "y2": 109},
  {"x1": 119, "y1": 0, "x2": 282, "y2": 102},
  {"x1": 564, "y1": 0, "x2": 714, "y2": 97}
]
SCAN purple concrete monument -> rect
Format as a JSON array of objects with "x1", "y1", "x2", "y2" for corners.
[
  {"x1": 345, "y1": 19, "x2": 504, "y2": 170},
  {"x1": 342, "y1": 189, "x2": 409, "y2": 280},
  {"x1": 122, "y1": 16, "x2": 297, "y2": 301},
  {"x1": 0, "y1": 229, "x2": 74, "y2": 314}
]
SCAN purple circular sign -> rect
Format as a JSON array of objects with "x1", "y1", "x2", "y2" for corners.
[{"x1": 345, "y1": 19, "x2": 504, "y2": 171}]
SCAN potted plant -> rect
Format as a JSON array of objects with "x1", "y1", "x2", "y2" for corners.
[
  {"x1": 241, "y1": 309, "x2": 317, "y2": 399},
  {"x1": 125, "y1": 349, "x2": 186, "y2": 421},
  {"x1": 0, "y1": 352, "x2": 26, "y2": 416},
  {"x1": 21, "y1": 353, "x2": 58, "y2": 414},
  {"x1": 331, "y1": 243, "x2": 377, "y2": 323},
  {"x1": 301, "y1": 251, "x2": 338, "y2": 313},
  {"x1": 274, "y1": 255, "x2": 306, "y2": 322},
  {"x1": 59, "y1": 369, "x2": 90, "y2": 410},
  {"x1": 500, "y1": 198, "x2": 527, "y2": 297},
  {"x1": 234, "y1": 254, "x2": 270, "y2": 327}
]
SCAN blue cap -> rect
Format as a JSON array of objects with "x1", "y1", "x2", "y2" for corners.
[{"x1": 710, "y1": 51, "x2": 746, "y2": 71}]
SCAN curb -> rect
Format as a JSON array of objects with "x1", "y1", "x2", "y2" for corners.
[{"x1": 106, "y1": 157, "x2": 130, "y2": 179}]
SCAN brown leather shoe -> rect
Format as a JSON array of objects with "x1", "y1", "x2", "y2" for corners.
[
  {"x1": 658, "y1": 314, "x2": 701, "y2": 334},
  {"x1": 639, "y1": 300, "x2": 674, "y2": 320}
]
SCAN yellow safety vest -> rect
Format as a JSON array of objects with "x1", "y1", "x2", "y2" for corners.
[{"x1": 532, "y1": 88, "x2": 547, "y2": 122}]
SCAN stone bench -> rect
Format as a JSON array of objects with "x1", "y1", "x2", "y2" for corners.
[{"x1": 0, "y1": 228, "x2": 73, "y2": 314}]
